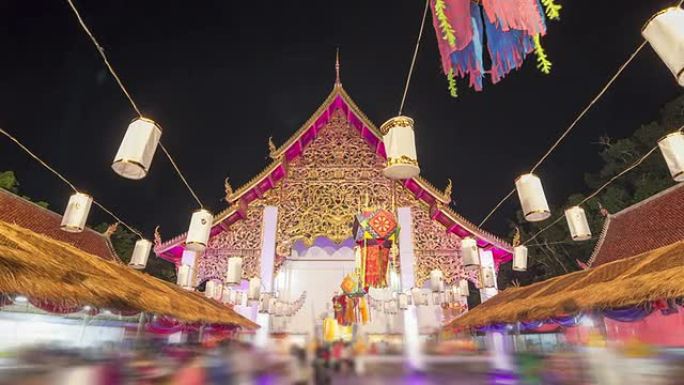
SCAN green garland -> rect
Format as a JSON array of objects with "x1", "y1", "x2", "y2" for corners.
[
  {"x1": 540, "y1": 0, "x2": 562, "y2": 21},
  {"x1": 447, "y1": 68, "x2": 458, "y2": 97},
  {"x1": 533, "y1": 34, "x2": 552, "y2": 74},
  {"x1": 434, "y1": 0, "x2": 457, "y2": 48}
]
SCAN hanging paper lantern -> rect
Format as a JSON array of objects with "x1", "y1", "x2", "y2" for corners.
[
  {"x1": 398, "y1": 293, "x2": 409, "y2": 310},
  {"x1": 564, "y1": 206, "x2": 592, "y2": 241},
  {"x1": 248, "y1": 277, "x2": 261, "y2": 300},
  {"x1": 225, "y1": 257, "x2": 243, "y2": 284},
  {"x1": 258, "y1": 293, "x2": 271, "y2": 313},
  {"x1": 354, "y1": 246, "x2": 363, "y2": 271},
  {"x1": 205, "y1": 280, "x2": 218, "y2": 299},
  {"x1": 460, "y1": 237, "x2": 480, "y2": 266},
  {"x1": 389, "y1": 269, "x2": 402, "y2": 293},
  {"x1": 513, "y1": 245, "x2": 528, "y2": 272},
  {"x1": 459, "y1": 279, "x2": 470, "y2": 297},
  {"x1": 128, "y1": 238, "x2": 152, "y2": 270},
  {"x1": 450, "y1": 285, "x2": 462, "y2": 301},
  {"x1": 185, "y1": 209, "x2": 212, "y2": 252},
  {"x1": 642, "y1": 7, "x2": 684, "y2": 86},
  {"x1": 380, "y1": 116, "x2": 420, "y2": 180},
  {"x1": 111, "y1": 117, "x2": 162, "y2": 180},
  {"x1": 411, "y1": 288, "x2": 426, "y2": 306},
  {"x1": 481, "y1": 266, "x2": 496, "y2": 289},
  {"x1": 177, "y1": 264, "x2": 193, "y2": 289},
  {"x1": 515, "y1": 173, "x2": 551, "y2": 222},
  {"x1": 323, "y1": 317, "x2": 339, "y2": 342},
  {"x1": 268, "y1": 297, "x2": 278, "y2": 315},
  {"x1": 430, "y1": 269, "x2": 444, "y2": 292},
  {"x1": 60, "y1": 192, "x2": 93, "y2": 233},
  {"x1": 658, "y1": 131, "x2": 684, "y2": 181}
]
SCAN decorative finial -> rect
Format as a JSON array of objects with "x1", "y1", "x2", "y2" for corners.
[
  {"x1": 224, "y1": 177, "x2": 234, "y2": 200},
  {"x1": 512, "y1": 226, "x2": 521, "y2": 247},
  {"x1": 444, "y1": 178, "x2": 453, "y2": 198},
  {"x1": 364, "y1": 192, "x2": 370, "y2": 210},
  {"x1": 597, "y1": 201, "x2": 609, "y2": 217},
  {"x1": 153, "y1": 225, "x2": 162, "y2": 246},
  {"x1": 268, "y1": 136, "x2": 278, "y2": 159},
  {"x1": 335, "y1": 47, "x2": 341, "y2": 86},
  {"x1": 103, "y1": 222, "x2": 119, "y2": 237}
]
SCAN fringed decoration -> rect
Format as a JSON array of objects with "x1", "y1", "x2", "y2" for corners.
[
  {"x1": 447, "y1": 68, "x2": 458, "y2": 97},
  {"x1": 430, "y1": 0, "x2": 475, "y2": 75},
  {"x1": 533, "y1": 34, "x2": 552, "y2": 74},
  {"x1": 484, "y1": 16, "x2": 535, "y2": 84},
  {"x1": 448, "y1": 2, "x2": 485, "y2": 90},
  {"x1": 482, "y1": 0, "x2": 546, "y2": 35},
  {"x1": 434, "y1": 0, "x2": 457, "y2": 48},
  {"x1": 540, "y1": 0, "x2": 562, "y2": 21}
]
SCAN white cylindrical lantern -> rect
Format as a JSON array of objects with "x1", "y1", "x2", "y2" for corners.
[
  {"x1": 461, "y1": 237, "x2": 480, "y2": 267},
  {"x1": 111, "y1": 117, "x2": 162, "y2": 180},
  {"x1": 177, "y1": 264, "x2": 193, "y2": 289},
  {"x1": 185, "y1": 209, "x2": 213, "y2": 252},
  {"x1": 205, "y1": 280, "x2": 217, "y2": 299},
  {"x1": 258, "y1": 293, "x2": 271, "y2": 313},
  {"x1": 515, "y1": 173, "x2": 551, "y2": 222},
  {"x1": 128, "y1": 238, "x2": 152, "y2": 269},
  {"x1": 225, "y1": 257, "x2": 243, "y2": 284},
  {"x1": 565, "y1": 206, "x2": 592, "y2": 241},
  {"x1": 642, "y1": 7, "x2": 684, "y2": 87},
  {"x1": 429, "y1": 269, "x2": 444, "y2": 292},
  {"x1": 658, "y1": 131, "x2": 684, "y2": 182},
  {"x1": 389, "y1": 269, "x2": 401, "y2": 293},
  {"x1": 450, "y1": 286, "x2": 462, "y2": 302},
  {"x1": 481, "y1": 266, "x2": 496, "y2": 289},
  {"x1": 222, "y1": 288, "x2": 233, "y2": 304},
  {"x1": 398, "y1": 293, "x2": 408, "y2": 310},
  {"x1": 411, "y1": 288, "x2": 423, "y2": 306},
  {"x1": 513, "y1": 245, "x2": 528, "y2": 272},
  {"x1": 60, "y1": 192, "x2": 93, "y2": 233},
  {"x1": 248, "y1": 277, "x2": 261, "y2": 300},
  {"x1": 268, "y1": 298, "x2": 278, "y2": 315},
  {"x1": 459, "y1": 279, "x2": 470, "y2": 297},
  {"x1": 381, "y1": 116, "x2": 420, "y2": 180}
]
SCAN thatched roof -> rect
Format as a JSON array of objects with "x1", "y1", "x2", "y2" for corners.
[
  {"x1": 448, "y1": 241, "x2": 684, "y2": 329},
  {"x1": 0, "y1": 221, "x2": 258, "y2": 329}
]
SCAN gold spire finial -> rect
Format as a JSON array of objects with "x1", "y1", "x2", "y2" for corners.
[
  {"x1": 268, "y1": 136, "x2": 277, "y2": 159},
  {"x1": 224, "y1": 177, "x2": 234, "y2": 200},
  {"x1": 444, "y1": 178, "x2": 453, "y2": 198},
  {"x1": 154, "y1": 225, "x2": 162, "y2": 246},
  {"x1": 103, "y1": 222, "x2": 118, "y2": 237},
  {"x1": 512, "y1": 226, "x2": 521, "y2": 247},
  {"x1": 335, "y1": 47, "x2": 341, "y2": 86}
]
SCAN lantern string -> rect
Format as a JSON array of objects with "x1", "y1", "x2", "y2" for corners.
[
  {"x1": 523, "y1": 143, "x2": 663, "y2": 246},
  {"x1": 398, "y1": 0, "x2": 430, "y2": 116},
  {"x1": 478, "y1": 40, "x2": 648, "y2": 227},
  {"x1": 0, "y1": 127, "x2": 144, "y2": 239},
  {"x1": 64, "y1": 0, "x2": 205, "y2": 209}
]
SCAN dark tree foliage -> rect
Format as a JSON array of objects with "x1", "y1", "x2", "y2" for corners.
[
  {"x1": 501, "y1": 95, "x2": 684, "y2": 289},
  {"x1": 0, "y1": 170, "x2": 49, "y2": 208}
]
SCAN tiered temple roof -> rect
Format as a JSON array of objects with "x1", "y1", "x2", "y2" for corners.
[
  {"x1": 589, "y1": 183, "x2": 684, "y2": 267},
  {"x1": 0, "y1": 189, "x2": 119, "y2": 261},
  {"x1": 155, "y1": 82, "x2": 512, "y2": 263}
]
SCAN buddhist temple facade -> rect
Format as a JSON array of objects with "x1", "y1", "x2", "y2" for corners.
[{"x1": 154, "y1": 76, "x2": 512, "y2": 345}]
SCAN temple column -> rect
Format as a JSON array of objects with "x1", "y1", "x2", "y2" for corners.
[
  {"x1": 397, "y1": 207, "x2": 425, "y2": 371},
  {"x1": 255, "y1": 205, "x2": 278, "y2": 348}
]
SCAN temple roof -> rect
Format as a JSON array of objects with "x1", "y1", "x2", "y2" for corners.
[
  {"x1": 589, "y1": 183, "x2": 684, "y2": 267},
  {"x1": 155, "y1": 82, "x2": 512, "y2": 262},
  {"x1": 0, "y1": 189, "x2": 119, "y2": 261}
]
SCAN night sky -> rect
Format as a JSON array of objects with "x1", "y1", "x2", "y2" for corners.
[{"x1": 0, "y1": 1, "x2": 680, "y2": 241}]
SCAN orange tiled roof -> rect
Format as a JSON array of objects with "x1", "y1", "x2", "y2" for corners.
[
  {"x1": 589, "y1": 183, "x2": 684, "y2": 267},
  {"x1": 0, "y1": 189, "x2": 119, "y2": 261}
]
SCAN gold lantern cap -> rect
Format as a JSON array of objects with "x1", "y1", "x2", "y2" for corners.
[
  {"x1": 379, "y1": 116, "x2": 414, "y2": 135},
  {"x1": 642, "y1": 6, "x2": 682, "y2": 32}
]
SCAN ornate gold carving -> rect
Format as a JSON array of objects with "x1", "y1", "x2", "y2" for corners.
[
  {"x1": 268, "y1": 136, "x2": 278, "y2": 160},
  {"x1": 512, "y1": 227, "x2": 521, "y2": 247},
  {"x1": 444, "y1": 178, "x2": 452, "y2": 199},
  {"x1": 224, "y1": 177, "x2": 234, "y2": 201},
  {"x1": 198, "y1": 205, "x2": 264, "y2": 282},
  {"x1": 379, "y1": 116, "x2": 414, "y2": 135}
]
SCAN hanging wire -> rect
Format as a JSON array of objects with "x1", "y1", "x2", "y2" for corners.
[
  {"x1": 64, "y1": 0, "x2": 204, "y2": 209},
  {"x1": 522, "y1": 143, "x2": 663, "y2": 246},
  {"x1": 478, "y1": 40, "x2": 649, "y2": 227},
  {"x1": 0, "y1": 127, "x2": 144, "y2": 239},
  {"x1": 398, "y1": 0, "x2": 431, "y2": 116}
]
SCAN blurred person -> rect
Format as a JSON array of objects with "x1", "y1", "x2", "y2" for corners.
[{"x1": 170, "y1": 355, "x2": 206, "y2": 385}]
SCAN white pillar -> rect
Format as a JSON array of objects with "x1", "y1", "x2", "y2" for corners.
[
  {"x1": 255, "y1": 206, "x2": 278, "y2": 348},
  {"x1": 397, "y1": 207, "x2": 424, "y2": 371}
]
